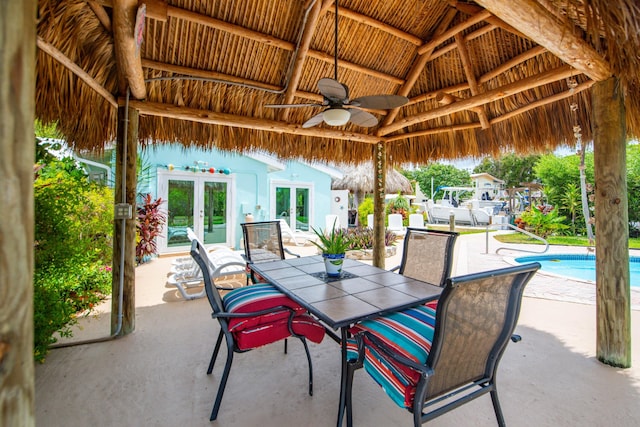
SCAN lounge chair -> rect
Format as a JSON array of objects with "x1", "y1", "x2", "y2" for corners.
[
  {"x1": 387, "y1": 213, "x2": 405, "y2": 233},
  {"x1": 344, "y1": 262, "x2": 540, "y2": 426},
  {"x1": 278, "y1": 218, "x2": 318, "y2": 246}
]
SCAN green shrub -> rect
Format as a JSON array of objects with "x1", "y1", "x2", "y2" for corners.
[
  {"x1": 344, "y1": 227, "x2": 398, "y2": 250},
  {"x1": 357, "y1": 196, "x2": 374, "y2": 226},
  {"x1": 518, "y1": 205, "x2": 569, "y2": 238},
  {"x1": 34, "y1": 155, "x2": 113, "y2": 362}
]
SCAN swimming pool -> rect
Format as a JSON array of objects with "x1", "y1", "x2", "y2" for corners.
[{"x1": 515, "y1": 254, "x2": 640, "y2": 287}]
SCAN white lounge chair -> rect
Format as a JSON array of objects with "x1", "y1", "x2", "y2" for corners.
[
  {"x1": 166, "y1": 228, "x2": 246, "y2": 300},
  {"x1": 367, "y1": 214, "x2": 374, "y2": 229},
  {"x1": 387, "y1": 213, "x2": 405, "y2": 233},
  {"x1": 408, "y1": 213, "x2": 425, "y2": 228},
  {"x1": 277, "y1": 219, "x2": 317, "y2": 246}
]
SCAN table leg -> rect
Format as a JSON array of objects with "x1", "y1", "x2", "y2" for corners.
[{"x1": 337, "y1": 327, "x2": 351, "y2": 427}]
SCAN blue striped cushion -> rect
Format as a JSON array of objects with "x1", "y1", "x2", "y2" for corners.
[{"x1": 349, "y1": 301, "x2": 438, "y2": 408}]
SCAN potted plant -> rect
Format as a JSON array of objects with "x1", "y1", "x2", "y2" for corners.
[{"x1": 310, "y1": 220, "x2": 350, "y2": 277}]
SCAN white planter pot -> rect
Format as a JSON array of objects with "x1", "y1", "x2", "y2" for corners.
[{"x1": 323, "y1": 253, "x2": 345, "y2": 277}]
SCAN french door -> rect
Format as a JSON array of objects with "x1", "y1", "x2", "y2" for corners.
[
  {"x1": 271, "y1": 181, "x2": 313, "y2": 231},
  {"x1": 157, "y1": 170, "x2": 235, "y2": 253}
]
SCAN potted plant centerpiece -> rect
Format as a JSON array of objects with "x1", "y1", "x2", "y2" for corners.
[{"x1": 310, "y1": 220, "x2": 350, "y2": 277}]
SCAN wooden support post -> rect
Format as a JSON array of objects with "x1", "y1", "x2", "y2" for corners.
[
  {"x1": 0, "y1": 1, "x2": 36, "y2": 424},
  {"x1": 111, "y1": 105, "x2": 139, "y2": 336},
  {"x1": 372, "y1": 143, "x2": 386, "y2": 268},
  {"x1": 592, "y1": 77, "x2": 631, "y2": 368}
]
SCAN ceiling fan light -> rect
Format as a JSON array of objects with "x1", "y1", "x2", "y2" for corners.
[{"x1": 323, "y1": 108, "x2": 350, "y2": 126}]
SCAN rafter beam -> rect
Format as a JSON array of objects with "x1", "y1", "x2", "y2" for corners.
[
  {"x1": 113, "y1": 0, "x2": 146, "y2": 98},
  {"x1": 127, "y1": 100, "x2": 381, "y2": 144},
  {"x1": 37, "y1": 36, "x2": 117, "y2": 107},
  {"x1": 474, "y1": 0, "x2": 611, "y2": 81},
  {"x1": 379, "y1": 64, "x2": 576, "y2": 135},
  {"x1": 417, "y1": 10, "x2": 492, "y2": 55},
  {"x1": 280, "y1": 0, "x2": 323, "y2": 121},
  {"x1": 87, "y1": 1, "x2": 112, "y2": 32},
  {"x1": 455, "y1": 32, "x2": 490, "y2": 129},
  {"x1": 379, "y1": 8, "x2": 458, "y2": 129}
]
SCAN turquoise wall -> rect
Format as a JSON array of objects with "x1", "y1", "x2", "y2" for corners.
[{"x1": 139, "y1": 144, "x2": 334, "y2": 249}]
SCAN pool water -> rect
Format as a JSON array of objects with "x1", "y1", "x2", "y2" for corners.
[{"x1": 515, "y1": 254, "x2": 640, "y2": 287}]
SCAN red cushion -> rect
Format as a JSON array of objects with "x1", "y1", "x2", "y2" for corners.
[
  {"x1": 223, "y1": 283, "x2": 306, "y2": 332},
  {"x1": 234, "y1": 314, "x2": 325, "y2": 350}
]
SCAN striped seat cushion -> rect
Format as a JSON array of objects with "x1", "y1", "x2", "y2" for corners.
[
  {"x1": 223, "y1": 283, "x2": 306, "y2": 332},
  {"x1": 223, "y1": 283, "x2": 324, "y2": 350},
  {"x1": 347, "y1": 299, "x2": 438, "y2": 408}
]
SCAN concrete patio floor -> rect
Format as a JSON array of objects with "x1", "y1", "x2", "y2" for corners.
[{"x1": 36, "y1": 232, "x2": 640, "y2": 426}]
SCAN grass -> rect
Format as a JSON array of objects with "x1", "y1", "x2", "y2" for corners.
[{"x1": 494, "y1": 232, "x2": 640, "y2": 249}]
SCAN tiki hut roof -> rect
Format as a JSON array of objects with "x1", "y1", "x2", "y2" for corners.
[
  {"x1": 332, "y1": 164, "x2": 414, "y2": 194},
  {"x1": 35, "y1": 0, "x2": 640, "y2": 165}
]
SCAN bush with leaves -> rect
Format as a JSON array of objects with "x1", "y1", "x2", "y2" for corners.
[
  {"x1": 34, "y1": 154, "x2": 113, "y2": 362},
  {"x1": 136, "y1": 193, "x2": 166, "y2": 264},
  {"x1": 518, "y1": 205, "x2": 569, "y2": 238}
]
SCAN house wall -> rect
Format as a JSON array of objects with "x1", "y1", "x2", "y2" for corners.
[{"x1": 139, "y1": 144, "x2": 335, "y2": 250}]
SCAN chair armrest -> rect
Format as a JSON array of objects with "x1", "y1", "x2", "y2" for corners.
[
  {"x1": 211, "y1": 305, "x2": 296, "y2": 319},
  {"x1": 363, "y1": 331, "x2": 432, "y2": 377},
  {"x1": 390, "y1": 265, "x2": 400, "y2": 272},
  {"x1": 284, "y1": 247, "x2": 301, "y2": 258}
]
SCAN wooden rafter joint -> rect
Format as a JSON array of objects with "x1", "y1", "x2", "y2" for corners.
[{"x1": 436, "y1": 92, "x2": 490, "y2": 129}]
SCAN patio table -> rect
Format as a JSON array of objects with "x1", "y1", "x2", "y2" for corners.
[{"x1": 249, "y1": 255, "x2": 442, "y2": 427}]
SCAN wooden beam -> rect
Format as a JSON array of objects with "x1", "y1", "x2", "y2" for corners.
[
  {"x1": 165, "y1": 3, "x2": 404, "y2": 86},
  {"x1": 1, "y1": 0, "x2": 36, "y2": 424},
  {"x1": 451, "y1": 1, "x2": 527, "y2": 39},
  {"x1": 280, "y1": 0, "x2": 323, "y2": 121},
  {"x1": 113, "y1": 0, "x2": 146, "y2": 98},
  {"x1": 372, "y1": 142, "x2": 386, "y2": 268},
  {"x1": 379, "y1": 64, "x2": 575, "y2": 135},
  {"x1": 474, "y1": 0, "x2": 611, "y2": 81},
  {"x1": 37, "y1": 36, "x2": 118, "y2": 107},
  {"x1": 418, "y1": 10, "x2": 492, "y2": 55},
  {"x1": 379, "y1": 9, "x2": 458, "y2": 129},
  {"x1": 491, "y1": 79, "x2": 593, "y2": 124},
  {"x1": 338, "y1": 6, "x2": 423, "y2": 46},
  {"x1": 92, "y1": 0, "x2": 167, "y2": 21},
  {"x1": 142, "y1": 59, "x2": 282, "y2": 91},
  {"x1": 88, "y1": 1, "x2": 112, "y2": 32},
  {"x1": 455, "y1": 32, "x2": 490, "y2": 128},
  {"x1": 479, "y1": 45, "x2": 547, "y2": 83},
  {"x1": 127, "y1": 100, "x2": 381, "y2": 144},
  {"x1": 386, "y1": 122, "x2": 483, "y2": 142},
  {"x1": 429, "y1": 23, "x2": 497, "y2": 61},
  {"x1": 592, "y1": 77, "x2": 631, "y2": 368}
]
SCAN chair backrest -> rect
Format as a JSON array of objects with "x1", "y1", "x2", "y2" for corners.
[
  {"x1": 424, "y1": 262, "x2": 540, "y2": 400},
  {"x1": 190, "y1": 239, "x2": 226, "y2": 319},
  {"x1": 398, "y1": 228, "x2": 458, "y2": 286},
  {"x1": 241, "y1": 221, "x2": 286, "y2": 263},
  {"x1": 387, "y1": 214, "x2": 404, "y2": 231},
  {"x1": 408, "y1": 213, "x2": 424, "y2": 228},
  {"x1": 367, "y1": 214, "x2": 374, "y2": 229}
]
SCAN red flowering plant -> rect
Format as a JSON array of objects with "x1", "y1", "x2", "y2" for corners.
[{"x1": 136, "y1": 194, "x2": 166, "y2": 264}]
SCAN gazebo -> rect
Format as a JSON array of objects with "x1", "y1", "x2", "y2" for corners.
[{"x1": 3, "y1": 1, "x2": 639, "y2": 422}]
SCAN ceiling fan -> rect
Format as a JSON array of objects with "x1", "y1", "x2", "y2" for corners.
[{"x1": 266, "y1": 1, "x2": 408, "y2": 128}]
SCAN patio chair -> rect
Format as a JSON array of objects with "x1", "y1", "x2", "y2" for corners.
[
  {"x1": 344, "y1": 262, "x2": 540, "y2": 427},
  {"x1": 190, "y1": 239, "x2": 325, "y2": 421},
  {"x1": 388, "y1": 213, "x2": 405, "y2": 233},
  {"x1": 278, "y1": 218, "x2": 318, "y2": 246},
  {"x1": 390, "y1": 228, "x2": 458, "y2": 287},
  {"x1": 408, "y1": 213, "x2": 425, "y2": 228},
  {"x1": 241, "y1": 221, "x2": 300, "y2": 284}
]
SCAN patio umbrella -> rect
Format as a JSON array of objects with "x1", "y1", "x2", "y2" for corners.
[{"x1": 332, "y1": 163, "x2": 413, "y2": 225}]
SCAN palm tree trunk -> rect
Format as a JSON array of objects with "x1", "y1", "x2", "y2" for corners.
[{"x1": 579, "y1": 142, "x2": 594, "y2": 241}]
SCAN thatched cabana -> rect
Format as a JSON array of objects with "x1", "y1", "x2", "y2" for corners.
[
  {"x1": 31, "y1": 0, "x2": 640, "y2": 367},
  {"x1": 3, "y1": 2, "x2": 640, "y2": 422}
]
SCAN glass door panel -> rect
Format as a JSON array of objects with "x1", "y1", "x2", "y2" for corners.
[
  {"x1": 275, "y1": 187, "x2": 292, "y2": 222},
  {"x1": 295, "y1": 188, "x2": 310, "y2": 231},
  {"x1": 167, "y1": 179, "x2": 194, "y2": 247},
  {"x1": 203, "y1": 181, "x2": 227, "y2": 244}
]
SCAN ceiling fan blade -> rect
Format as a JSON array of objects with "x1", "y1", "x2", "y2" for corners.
[
  {"x1": 348, "y1": 108, "x2": 378, "y2": 127},
  {"x1": 302, "y1": 112, "x2": 326, "y2": 128},
  {"x1": 350, "y1": 94, "x2": 409, "y2": 110},
  {"x1": 318, "y1": 78, "x2": 349, "y2": 102},
  {"x1": 265, "y1": 103, "x2": 323, "y2": 108}
]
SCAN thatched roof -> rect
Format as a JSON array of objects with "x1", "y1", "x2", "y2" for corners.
[
  {"x1": 35, "y1": 0, "x2": 640, "y2": 165},
  {"x1": 332, "y1": 164, "x2": 413, "y2": 194}
]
